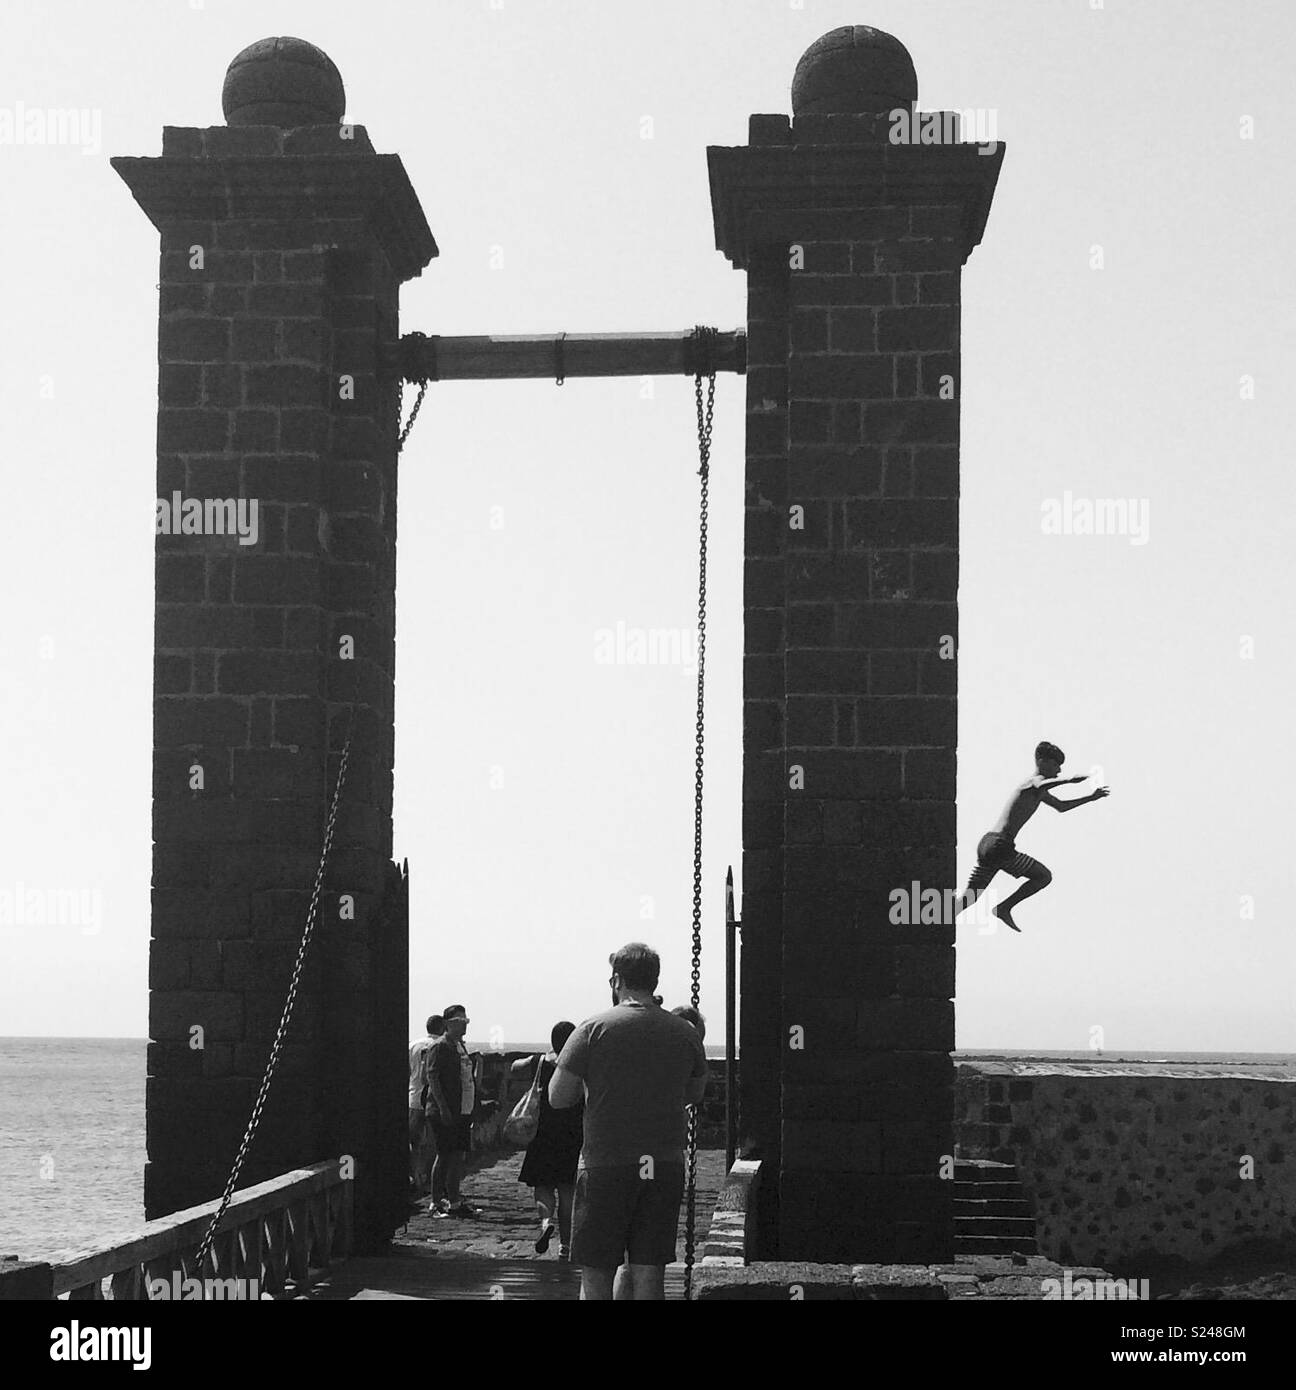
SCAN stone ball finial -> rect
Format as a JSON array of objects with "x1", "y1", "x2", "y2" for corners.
[
  {"x1": 791, "y1": 26, "x2": 918, "y2": 116},
  {"x1": 222, "y1": 37, "x2": 346, "y2": 127}
]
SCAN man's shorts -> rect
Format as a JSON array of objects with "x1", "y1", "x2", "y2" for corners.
[
  {"x1": 969, "y1": 831, "x2": 1046, "y2": 886},
  {"x1": 570, "y1": 1162, "x2": 685, "y2": 1269},
  {"x1": 428, "y1": 1114, "x2": 472, "y2": 1154}
]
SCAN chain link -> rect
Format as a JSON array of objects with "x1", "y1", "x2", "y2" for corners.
[
  {"x1": 684, "y1": 326, "x2": 715, "y2": 1302},
  {"x1": 193, "y1": 380, "x2": 426, "y2": 1280}
]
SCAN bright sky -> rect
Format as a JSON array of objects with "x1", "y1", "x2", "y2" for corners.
[{"x1": 1, "y1": 0, "x2": 1293, "y2": 1055}]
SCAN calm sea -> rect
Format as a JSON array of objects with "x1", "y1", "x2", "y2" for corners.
[
  {"x1": 0, "y1": 1038, "x2": 147, "y2": 1260},
  {"x1": 2, "y1": 1037, "x2": 1293, "y2": 1259}
]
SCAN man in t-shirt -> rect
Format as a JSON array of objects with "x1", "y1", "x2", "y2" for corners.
[
  {"x1": 408, "y1": 1013, "x2": 444, "y2": 1197},
  {"x1": 427, "y1": 1004, "x2": 479, "y2": 1217},
  {"x1": 549, "y1": 943, "x2": 708, "y2": 1300}
]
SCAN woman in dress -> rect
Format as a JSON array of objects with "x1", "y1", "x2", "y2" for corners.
[{"x1": 511, "y1": 1020, "x2": 583, "y2": 1259}]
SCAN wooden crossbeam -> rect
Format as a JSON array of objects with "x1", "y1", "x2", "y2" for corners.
[{"x1": 390, "y1": 329, "x2": 746, "y2": 383}]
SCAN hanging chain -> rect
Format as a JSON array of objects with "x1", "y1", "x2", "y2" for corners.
[
  {"x1": 684, "y1": 325, "x2": 715, "y2": 1302},
  {"x1": 193, "y1": 382, "x2": 424, "y2": 1280},
  {"x1": 193, "y1": 735, "x2": 351, "y2": 1273},
  {"x1": 398, "y1": 380, "x2": 428, "y2": 451}
]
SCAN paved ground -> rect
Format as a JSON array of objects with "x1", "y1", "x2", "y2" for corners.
[{"x1": 305, "y1": 1146, "x2": 726, "y2": 1300}]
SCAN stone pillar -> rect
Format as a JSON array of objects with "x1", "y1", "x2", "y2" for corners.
[
  {"x1": 114, "y1": 37, "x2": 434, "y2": 1247},
  {"x1": 710, "y1": 26, "x2": 1002, "y2": 1262}
]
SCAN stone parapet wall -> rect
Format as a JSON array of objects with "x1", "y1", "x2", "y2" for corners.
[{"x1": 956, "y1": 1062, "x2": 1296, "y2": 1268}]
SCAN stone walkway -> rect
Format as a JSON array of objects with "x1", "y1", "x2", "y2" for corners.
[
  {"x1": 303, "y1": 1146, "x2": 727, "y2": 1300},
  {"x1": 397, "y1": 1146, "x2": 726, "y2": 1259}
]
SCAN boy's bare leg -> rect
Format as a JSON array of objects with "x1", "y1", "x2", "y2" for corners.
[{"x1": 994, "y1": 866, "x2": 1052, "y2": 933}]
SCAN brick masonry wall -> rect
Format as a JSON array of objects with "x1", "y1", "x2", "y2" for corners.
[
  {"x1": 738, "y1": 243, "x2": 789, "y2": 1169},
  {"x1": 116, "y1": 122, "x2": 432, "y2": 1244},
  {"x1": 711, "y1": 111, "x2": 1002, "y2": 1263},
  {"x1": 956, "y1": 1065, "x2": 1296, "y2": 1267},
  {"x1": 777, "y1": 211, "x2": 961, "y2": 1265}
]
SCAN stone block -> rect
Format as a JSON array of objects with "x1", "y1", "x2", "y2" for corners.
[
  {"x1": 894, "y1": 944, "x2": 956, "y2": 997},
  {"x1": 160, "y1": 316, "x2": 231, "y2": 363},
  {"x1": 154, "y1": 696, "x2": 250, "y2": 748},
  {"x1": 790, "y1": 274, "x2": 894, "y2": 306},
  {"x1": 877, "y1": 306, "x2": 959, "y2": 353},
  {"x1": 155, "y1": 654, "x2": 191, "y2": 694},
  {"x1": 787, "y1": 444, "x2": 883, "y2": 498},
  {"x1": 232, "y1": 409, "x2": 279, "y2": 451},
  {"x1": 918, "y1": 650, "x2": 956, "y2": 695},
  {"x1": 917, "y1": 356, "x2": 959, "y2": 404},
  {"x1": 857, "y1": 799, "x2": 954, "y2": 846},
  {"x1": 875, "y1": 240, "x2": 963, "y2": 273},
  {"x1": 231, "y1": 319, "x2": 279, "y2": 362},
  {"x1": 218, "y1": 650, "x2": 319, "y2": 698},
  {"x1": 244, "y1": 364, "x2": 326, "y2": 408},
  {"x1": 882, "y1": 1121, "x2": 951, "y2": 1174},
  {"x1": 781, "y1": 1120, "x2": 882, "y2": 1172},
  {"x1": 903, "y1": 747, "x2": 956, "y2": 799},
  {"x1": 787, "y1": 650, "x2": 868, "y2": 696},
  {"x1": 786, "y1": 696, "x2": 834, "y2": 746},
  {"x1": 863, "y1": 400, "x2": 958, "y2": 446},
  {"x1": 690, "y1": 1263, "x2": 855, "y2": 1300},
  {"x1": 853, "y1": 696, "x2": 955, "y2": 749},
  {"x1": 790, "y1": 354, "x2": 891, "y2": 400},
  {"x1": 744, "y1": 607, "x2": 784, "y2": 655},
  {"x1": 160, "y1": 363, "x2": 203, "y2": 406},
  {"x1": 851, "y1": 1264, "x2": 947, "y2": 1299},
  {"x1": 784, "y1": 796, "x2": 821, "y2": 844},
  {"x1": 790, "y1": 750, "x2": 902, "y2": 800},
  {"x1": 857, "y1": 999, "x2": 954, "y2": 1051},
  {"x1": 233, "y1": 556, "x2": 319, "y2": 605},
  {"x1": 781, "y1": 943, "x2": 895, "y2": 997},
  {"x1": 828, "y1": 308, "x2": 878, "y2": 352},
  {"x1": 822, "y1": 799, "x2": 862, "y2": 843},
  {"x1": 787, "y1": 603, "x2": 836, "y2": 646},
  {"x1": 267, "y1": 412, "x2": 330, "y2": 468},
  {"x1": 783, "y1": 1084, "x2": 860, "y2": 1122},
  {"x1": 149, "y1": 989, "x2": 244, "y2": 1042},
  {"x1": 846, "y1": 498, "x2": 957, "y2": 548},
  {"x1": 836, "y1": 602, "x2": 955, "y2": 648},
  {"x1": 870, "y1": 650, "x2": 916, "y2": 694},
  {"x1": 147, "y1": 940, "x2": 191, "y2": 990},
  {"x1": 158, "y1": 408, "x2": 231, "y2": 452},
  {"x1": 745, "y1": 507, "x2": 783, "y2": 558}
]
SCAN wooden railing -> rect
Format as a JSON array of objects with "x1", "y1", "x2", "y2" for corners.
[{"x1": 34, "y1": 1161, "x2": 351, "y2": 1301}]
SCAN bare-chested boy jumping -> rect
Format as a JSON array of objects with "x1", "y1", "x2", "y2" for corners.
[{"x1": 957, "y1": 741, "x2": 1109, "y2": 933}]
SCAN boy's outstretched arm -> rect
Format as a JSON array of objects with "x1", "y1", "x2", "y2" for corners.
[
  {"x1": 1042, "y1": 786, "x2": 1110, "y2": 812},
  {"x1": 1035, "y1": 774, "x2": 1090, "y2": 791}
]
